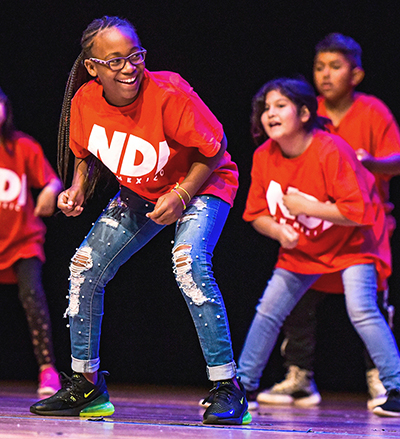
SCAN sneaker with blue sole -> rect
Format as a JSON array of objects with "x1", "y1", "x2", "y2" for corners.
[
  {"x1": 202, "y1": 379, "x2": 252, "y2": 425},
  {"x1": 30, "y1": 370, "x2": 115, "y2": 417}
]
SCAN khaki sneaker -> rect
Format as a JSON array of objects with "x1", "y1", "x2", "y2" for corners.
[
  {"x1": 257, "y1": 365, "x2": 321, "y2": 407},
  {"x1": 366, "y1": 368, "x2": 387, "y2": 410}
]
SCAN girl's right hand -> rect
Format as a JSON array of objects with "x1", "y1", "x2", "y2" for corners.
[
  {"x1": 278, "y1": 223, "x2": 300, "y2": 249},
  {"x1": 57, "y1": 186, "x2": 85, "y2": 217}
]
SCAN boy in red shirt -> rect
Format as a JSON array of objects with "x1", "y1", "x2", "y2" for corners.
[{"x1": 257, "y1": 33, "x2": 400, "y2": 410}]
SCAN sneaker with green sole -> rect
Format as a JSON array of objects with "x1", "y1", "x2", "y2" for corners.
[
  {"x1": 202, "y1": 379, "x2": 252, "y2": 425},
  {"x1": 30, "y1": 370, "x2": 114, "y2": 417}
]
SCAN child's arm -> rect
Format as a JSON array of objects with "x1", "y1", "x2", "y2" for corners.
[
  {"x1": 356, "y1": 149, "x2": 400, "y2": 175},
  {"x1": 57, "y1": 157, "x2": 88, "y2": 217},
  {"x1": 147, "y1": 134, "x2": 228, "y2": 225},
  {"x1": 34, "y1": 177, "x2": 63, "y2": 217},
  {"x1": 283, "y1": 193, "x2": 359, "y2": 226},
  {"x1": 252, "y1": 215, "x2": 300, "y2": 249}
]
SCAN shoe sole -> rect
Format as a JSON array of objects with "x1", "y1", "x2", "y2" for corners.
[
  {"x1": 257, "y1": 393, "x2": 293, "y2": 405},
  {"x1": 373, "y1": 406, "x2": 400, "y2": 417},
  {"x1": 203, "y1": 410, "x2": 252, "y2": 425},
  {"x1": 30, "y1": 395, "x2": 115, "y2": 417},
  {"x1": 37, "y1": 387, "x2": 60, "y2": 397},
  {"x1": 199, "y1": 399, "x2": 259, "y2": 411},
  {"x1": 257, "y1": 393, "x2": 321, "y2": 407},
  {"x1": 367, "y1": 396, "x2": 387, "y2": 411}
]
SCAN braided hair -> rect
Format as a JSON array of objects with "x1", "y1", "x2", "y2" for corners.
[{"x1": 58, "y1": 16, "x2": 141, "y2": 200}]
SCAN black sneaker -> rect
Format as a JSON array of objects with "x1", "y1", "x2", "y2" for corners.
[
  {"x1": 30, "y1": 371, "x2": 115, "y2": 417},
  {"x1": 199, "y1": 388, "x2": 259, "y2": 411},
  {"x1": 373, "y1": 389, "x2": 400, "y2": 417},
  {"x1": 202, "y1": 379, "x2": 252, "y2": 425}
]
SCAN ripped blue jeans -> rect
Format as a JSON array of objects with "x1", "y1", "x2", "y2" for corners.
[{"x1": 65, "y1": 188, "x2": 236, "y2": 381}]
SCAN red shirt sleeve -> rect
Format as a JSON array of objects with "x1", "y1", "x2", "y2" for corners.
[{"x1": 161, "y1": 73, "x2": 223, "y2": 157}]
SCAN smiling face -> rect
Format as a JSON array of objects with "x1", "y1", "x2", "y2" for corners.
[
  {"x1": 261, "y1": 90, "x2": 308, "y2": 143},
  {"x1": 313, "y1": 51, "x2": 363, "y2": 104},
  {"x1": 84, "y1": 26, "x2": 145, "y2": 107}
]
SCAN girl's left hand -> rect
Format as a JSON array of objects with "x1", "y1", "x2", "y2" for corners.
[
  {"x1": 282, "y1": 193, "x2": 308, "y2": 217},
  {"x1": 146, "y1": 192, "x2": 184, "y2": 225}
]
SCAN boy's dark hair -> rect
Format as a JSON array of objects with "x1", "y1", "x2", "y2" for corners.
[
  {"x1": 315, "y1": 33, "x2": 362, "y2": 69},
  {"x1": 250, "y1": 77, "x2": 328, "y2": 146},
  {"x1": 58, "y1": 16, "x2": 140, "y2": 201},
  {"x1": 0, "y1": 87, "x2": 16, "y2": 145}
]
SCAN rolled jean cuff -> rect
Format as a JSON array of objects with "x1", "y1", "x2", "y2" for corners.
[
  {"x1": 71, "y1": 356, "x2": 100, "y2": 373},
  {"x1": 207, "y1": 361, "x2": 237, "y2": 381}
]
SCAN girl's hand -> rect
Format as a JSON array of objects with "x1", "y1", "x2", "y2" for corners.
[
  {"x1": 34, "y1": 186, "x2": 58, "y2": 217},
  {"x1": 282, "y1": 192, "x2": 310, "y2": 217},
  {"x1": 278, "y1": 223, "x2": 300, "y2": 249},
  {"x1": 146, "y1": 192, "x2": 185, "y2": 225},
  {"x1": 57, "y1": 186, "x2": 85, "y2": 217}
]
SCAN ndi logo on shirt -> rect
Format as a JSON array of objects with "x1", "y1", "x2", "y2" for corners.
[
  {"x1": 0, "y1": 168, "x2": 27, "y2": 211},
  {"x1": 88, "y1": 124, "x2": 170, "y2": 183},
  {"x1": 266, "y1": 180, "x2": 334, "y2": 237}
]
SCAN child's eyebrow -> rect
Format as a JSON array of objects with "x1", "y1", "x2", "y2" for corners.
[{"x1": 104, "y1": 47, "x2": 140, "y2": 58}]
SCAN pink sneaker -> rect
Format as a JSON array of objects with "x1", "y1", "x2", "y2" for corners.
[{"x1": 38, "y1": 366, "x2": 61, "y2": 397}]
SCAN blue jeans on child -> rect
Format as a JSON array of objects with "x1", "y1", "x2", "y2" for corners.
[
  {"x1": 238, "y1": 264, "x2": 400, "y2": 392},
  {"x1": 65, "y1": 189, "x2": 236, "y2": 382}
]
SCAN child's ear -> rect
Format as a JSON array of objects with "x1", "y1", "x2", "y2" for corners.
[
  {"x1": 84, "y1": 59, "x2": 98, "y2": 78},
  {"x1": 351, "y1": 67, "x2": 365, "y2": 87},
  {"x1": 300, "y1": 105, "x2": 311, "y2": 124}
]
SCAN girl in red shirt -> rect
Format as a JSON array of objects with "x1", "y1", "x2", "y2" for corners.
[
  {"x1": 237, "y1": 77, "x2": 400, "y2": 417},
  {"x1": 0, "y1": 87, "x2": 62, "y2": 396},
  {"x1": 30, "y1": 16, "x2": 250, "y2": 425}
]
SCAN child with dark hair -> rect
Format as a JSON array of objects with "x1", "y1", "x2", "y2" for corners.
[
  {"x1": 258, "y1": 33, "x2": 400, "y2": 411},
  {"x1": 29, "y1": 16, "x2": 251, "y2": 425},
  {"x1": 237, "y1": 76, "x2": 400, "y2": 417},
  {"x1": 0, "y1": 87, "x2": 62, "y2": 396}
]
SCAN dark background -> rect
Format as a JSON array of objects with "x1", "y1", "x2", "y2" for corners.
[{"x1": 1, "y1": 0, "x2": 400, "y2": 394}]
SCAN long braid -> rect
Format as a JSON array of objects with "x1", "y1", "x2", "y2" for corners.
[
  {"x1": 57, "y1": 52, "x2": 88, "y2": 185},
  {"x1": 57, "y1": 16, "x2": 140, "y2": 201}
]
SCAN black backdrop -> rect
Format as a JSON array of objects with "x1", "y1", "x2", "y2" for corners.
[{"x1": 1, "y1": 0, "x2": 400, "y2": 393}]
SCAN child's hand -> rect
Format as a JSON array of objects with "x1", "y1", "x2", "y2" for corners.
[
  {"x1": 57, "y1": 186, "x2": 85, "y2": 217},
  {"x1": 355, "y1": 148, "x2": 375, "y2": 170},
  {"x1": 278, "y1": 223, "x2": 300, "y2": 249},
  {"x1": 34, "y1": 185, "x2": 58, "y2": 217},
  {"x1": 146, "y1": 192, "x2": 184, "y2": 225},
  {"x1": 282, "y1": 192, "x2": 309, "y2": 217}
]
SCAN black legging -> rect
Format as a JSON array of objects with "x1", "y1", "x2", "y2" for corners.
[{"x1": 13, "y1": 257, "x2": 56, "y2": 368}]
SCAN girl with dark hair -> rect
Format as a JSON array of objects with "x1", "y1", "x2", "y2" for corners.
[
  {"x1": 30, "y1": 16, "x2": 250, "y2": 425},
  {"x1": 237, "y1": 77, "x2": 400, "y2": 417},
  {"x1": 0, "y1": 87, "x2": 62, "y2": 396}
]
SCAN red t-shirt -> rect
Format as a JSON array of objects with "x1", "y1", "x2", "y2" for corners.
[
  {"x1": 318, "y1": 93, "x2": 400, "y2": 217},
  {"x1": 313, "y1": 93, "x2": 400, "y2": 292},
  {"x1": 70, "y1": 70, "x2": 238, "y2": 206},
  {"x1": 243, "y1": 130, "x2": 391, "y2": 287},
  {"x1": 0, "y1": 133, "x2": 58, "y2": 284}
]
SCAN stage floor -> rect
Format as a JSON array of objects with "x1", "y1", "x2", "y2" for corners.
[{"x1": 1, "y1": 381, "x2": 400, "y2": 438}]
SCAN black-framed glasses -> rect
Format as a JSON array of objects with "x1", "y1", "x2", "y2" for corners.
[{"x1": 89, "y1": 49, "x2": 147, "y2": 71}]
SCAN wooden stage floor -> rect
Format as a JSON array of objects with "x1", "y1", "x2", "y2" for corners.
[{"x1": 1, "y1": 381, "x2": 400, "y2": 438}]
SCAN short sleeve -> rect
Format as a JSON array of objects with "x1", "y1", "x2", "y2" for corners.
[{"x1": 161, "y1": 74, "x2": 223, "y2": 157}]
